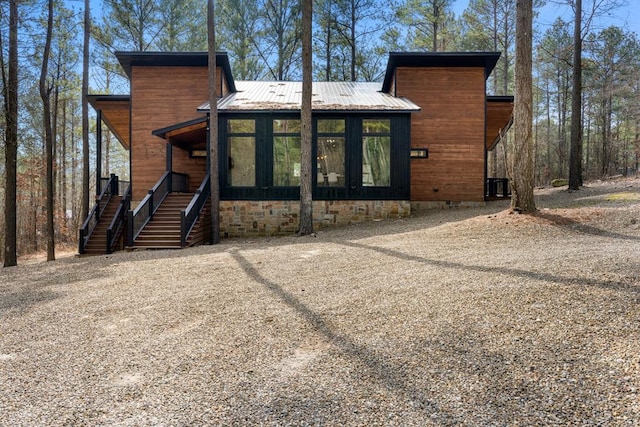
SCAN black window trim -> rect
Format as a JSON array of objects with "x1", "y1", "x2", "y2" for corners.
[{"x1": 219, "y1": 112, "x2": 411, "y2": 201}]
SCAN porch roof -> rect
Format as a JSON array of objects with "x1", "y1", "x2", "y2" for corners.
[
  {"x1": 152, "y1": 116, "x2": 208, "y2": 150},
  {"x1": 197, "y1": 81, "x2": 421, "y2": 113},
  {"x1": 86, "y1": 95, "x2": 131, "y2": 150},
  {"x1": 486, "y1": 96, "x2": 514, "y2": 151}
]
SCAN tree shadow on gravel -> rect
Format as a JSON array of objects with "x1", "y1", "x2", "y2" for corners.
[
  {"x1": 533, "y1": 211, "x2": 639, "y2": 242},
  {"x1": 228, "y1": 248, "x2": 460, "y2": 423},
  {"x1": 338, "y1": 241, "x2": 639, "y2": 300},
  {"x1": 0, "y1": 288, "x2": 61, "y2": 316}
]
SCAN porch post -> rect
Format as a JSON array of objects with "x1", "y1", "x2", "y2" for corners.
[
  {"x1": 206, "y1": 115, "x2": 211, "y2": 173},
  {"x1": 166, "y1": 142, "x2": 172, "y2": 172},
  {"x1": 96, "y1": 109, "x2": 103, "y2": 195},
  {"x1": 166, "y1": 142, "x2": 173, "y2": 192}
]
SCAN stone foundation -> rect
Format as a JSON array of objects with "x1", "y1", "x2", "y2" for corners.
[
  {"x1": 219, "y1": 200, "x2": 411, "y2": 237},
  {"x1": 410, "y1": 200, "x2": 486, "y2": 213}
]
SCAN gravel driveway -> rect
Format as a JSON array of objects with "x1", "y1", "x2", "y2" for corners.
[{"x1": 1, "y1": 178, "x2": 639, "y2": 426}]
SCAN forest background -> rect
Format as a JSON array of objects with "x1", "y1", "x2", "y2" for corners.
[{"x1": 1, "y1": 0, "x2": 639, "y2": 261}]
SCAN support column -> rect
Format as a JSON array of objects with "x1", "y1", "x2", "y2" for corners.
[
  {"x1": 96, "y1": 110, "x2": 102, "y2": 195},
  {"x1": 166, "y1": 142, "x2": 173, "y2": 193},
  {"x1": 206, "y1": 116, "x2": 211, "y2": 173}
]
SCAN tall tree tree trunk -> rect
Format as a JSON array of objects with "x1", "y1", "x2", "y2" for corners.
[
  {"x1": 298, "y1": 0, "x2": 313, "y2": 235},
  {"x1": 40, "y1": 0, "x2": 55, "y2": 261},
  {"x1": 208, "y1": 0, "x2": 220, "y2": 244},
  {"x1": 2, "y1": 0, "x2": 18, "y2": 267},
  {"x1": 349, "y1": 0, "x2": 356, "y2": 81},
  {"x1": 71, "y1": 108, "x2": 79, "y2": 229},
  {"x1": 324, "y1": 0, "x2": 332, "y2": 81},
  {"x1": 568, "y1": 0, "x2": 583, "y2": 190},
  {"x1": 61, "y1": 100, "x2": 68, "y2": 235},
  {"x1": 510, "y1": 0, "x2": 535, "y2": 212},
  {"x1": 82, "y1": 0, "x2": 90, "y2": 224}
]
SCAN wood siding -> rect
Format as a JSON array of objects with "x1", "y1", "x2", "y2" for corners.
[
  {"x1": 395, "y1": 67, "x2": 487, "y2": 202},
  {"x1": 130, "y1": 66, "x2": 223, "y2": 201}
]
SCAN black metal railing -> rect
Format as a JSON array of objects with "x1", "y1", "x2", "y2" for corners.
[
  {"x1": 99, "y1": 177, "x2": 111, "y2": 195},
  {"x1": 106, "y1": 183, "x2": 131, "y2": 254},
  {"x1": 180, "y1": 174, "x2": 211, "y2": 247},
  {"x1": 79, "y1": 174, "x2": 119, "y2": 254},
  {"x1": 100, "y1": 176, "x2": 129, "y2": 197},
  {"x1": 127, "y1": 171, "x2": 189, "y2": 246},
  {"x1": 486, "y1": 178, "x2": 510, "y2": 198}
]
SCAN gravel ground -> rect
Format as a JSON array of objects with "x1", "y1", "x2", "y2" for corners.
[{"x1": 1, "y1": 178, "x2": 639, "y2": 426}]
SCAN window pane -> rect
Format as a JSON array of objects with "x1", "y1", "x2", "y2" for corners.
[
  {"x1": 363, "y1": 136, "x2": 391, "y2": 187},
  {"x1": 317, "y1": 119, "x2": 345, "y2": 134},
  {"x1": 363, "y1": 119, "x2": 391, "y2": 134},
  {"x1": 229, "y1": 136, "x2": 255, "y2": 186},
  {"x1": 317, "y1": 137, "x2": 345, "y2": 187},
  {"x1": 273, "y1": 136, "x2": 301, "y2": 186},
  {"x1": 228, "y1": 119, "x2": 255, "y2": 133},
  {"x1": 273, "y1": 119, "x2": 301, "y2": 133}
]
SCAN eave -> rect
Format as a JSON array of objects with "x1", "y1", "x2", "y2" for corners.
[
  {"x1": 114, "y1": 51, "x2": 236, "y2": 93},
  {"x1": 382, "y1": 52, "x2": 502, "y2": 93},
  {"x1": 486, "y1": 95, "x2": 514, "y2": 151},
  {"x1": 152, "y1": 116, "x2": 208, "y2": 151},
  {"x1": 86, "y1": 95, "x2": 131, "y2": 150}
]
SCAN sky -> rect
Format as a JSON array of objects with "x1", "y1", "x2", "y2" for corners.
[{"x1": 452, "y1": 0, "x2": 640, "y2": 37}]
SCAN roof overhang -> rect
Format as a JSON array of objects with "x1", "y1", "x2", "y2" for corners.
[
  {"x1": 86, "y1": 95, "x2": 131, "y2": 150},
  {"x1": 115, "y1": 51, "x2": 236, "y2": 92},
  {"x1": 486, "y1": 95, "x2": 514, "y2": 151},
  {"x1": 382, "y1": 52, "x2": 502, "y2": 93},
  {"x1": 152, "y1": 116, "x2": 208, "y2": 151}
]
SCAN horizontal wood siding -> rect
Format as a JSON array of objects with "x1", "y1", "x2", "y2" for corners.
[
  {"x1": 131, "y1": 66, "x2": 223, "y2": 201},
  {"x1": 396, "y1": 67, "x2": 486, "y2": 202}
]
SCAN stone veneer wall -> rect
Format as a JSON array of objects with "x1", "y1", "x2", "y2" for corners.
[
  {"x1": 219, "y1": 200, "x2": 411, "y2": 237},
  {"x1": 410, "y1": 200, "x2": 486, "y2": 212}
]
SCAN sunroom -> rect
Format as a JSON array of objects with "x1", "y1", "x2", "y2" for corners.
[{"x1": 153, "y1": 80, "x2": 420, "y2": 236}]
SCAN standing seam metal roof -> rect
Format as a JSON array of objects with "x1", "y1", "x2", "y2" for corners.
[{"x1": 198, "y1": 81, "x2": 420, "y2": 112}]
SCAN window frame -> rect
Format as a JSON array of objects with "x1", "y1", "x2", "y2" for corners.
[
  {"x1": 219, "y1": 112, "x2": 410, "y2": 201},
  {"x1": 272, "y1": 118, "x2": 302, "y2": 188}
]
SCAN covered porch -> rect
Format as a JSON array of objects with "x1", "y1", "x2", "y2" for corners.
[{"x1": 485, "y1": 95, "x2": 514, "y2": 200}]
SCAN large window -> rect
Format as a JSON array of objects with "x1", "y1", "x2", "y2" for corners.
[
  {"x1": 227, "y1": 119, "x2": 255, "y2": 187},
  {"x1": 273, "y1": 119, "x2": 301, "y2": 186},
  {"x1": 220, "y1": 114, "x2": 410, "y2": 201},
  {"x1": 316, "y1": 119, "x2": 345, "y2": 187},
  {"x1": 362, "y1": 119, "x2": 391, "y2": 187}
]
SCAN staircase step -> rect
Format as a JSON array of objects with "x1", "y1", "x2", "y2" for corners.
[{"x1": 130, "y1": 192, "x2": 200, "y2": 250}]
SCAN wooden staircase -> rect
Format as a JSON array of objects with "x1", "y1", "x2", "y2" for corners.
[
  {"x1": 83, "y1": 196, "x2": 123, "y2": 255},
  {"x1": 130, "y1": 193, "x2": 210, "y2": 250}
]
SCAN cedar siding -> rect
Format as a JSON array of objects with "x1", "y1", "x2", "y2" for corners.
[
  {"x1": 130, "y1": 66, "x2": 223, "y2": 201},
  {"x1": 395, "y1": 67, "x2": 487, "y2": 202}
]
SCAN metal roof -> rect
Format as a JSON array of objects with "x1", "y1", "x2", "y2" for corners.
[{"x1": 198, "y1": 81, "x2": 421, "y2": 113}]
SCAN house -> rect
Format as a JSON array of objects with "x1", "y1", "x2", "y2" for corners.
[{"x1": 80, "y1": 51, "x2": 513, "y2": 254}]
